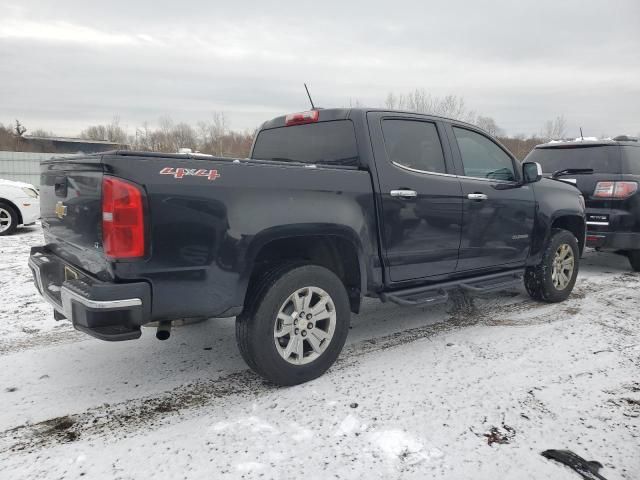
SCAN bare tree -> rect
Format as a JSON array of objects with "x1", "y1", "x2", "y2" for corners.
[
  {"x1": 384, "y1": 93, "x2": 397, "y2": 109},
  {"x1": 382, "y1": 89, "x2": 507, "y2": 134},
  {"x1": 383, "y1": 89, "x2": 477, "y2": 123},
  {"x1": 14, "y1": 120, "x2": 27, "y2": 137},
  {"x1": 540, "y1": 115, "x2": 567, "y2": 141},
  {"x1": 29, "y1": 128, "x2": 57, "y2": 137},
  {"x1": 197, "y1": 112, "x2": 229, "y2": 156},
  {"x1": 0, "y1": 123, "x2": 15, "y2": 150},
  {"x1": 80, "y1": 117, "x2": 128, "y2": 144},
  {"x1": 475, "y1": 116, "x2": 502, "y2": 136},
  {"x1": 172, "y1": 122, "x2": 198, "y2": 151}
]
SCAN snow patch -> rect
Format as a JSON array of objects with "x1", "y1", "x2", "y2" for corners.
[
  {"x1": 335, "y1": 414, "x2": 361, "y2": 436},
  {"x1": 367, "y1": 429, "x2": 441, "y2": 466},
  {"x1": 236, "y1": 461, "x2": 265, "y2": 472}
]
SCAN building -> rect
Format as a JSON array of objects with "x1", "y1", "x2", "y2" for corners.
[{"x1": 0, "y1": 136, "x2": 129, "y2": 187}]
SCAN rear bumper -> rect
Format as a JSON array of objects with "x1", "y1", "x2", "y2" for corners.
[
  {"x1": 28, "y1": 246, "x2": 151, "y2": 341},
  {"x1": 586, "y1": 231, "x2": 640, "y2": 250}
]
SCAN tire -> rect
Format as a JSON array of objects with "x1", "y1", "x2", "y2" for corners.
[
  {"x1": 524, "y1": 228, "x2": 579, "y2": 303},
  {"x1": 236, "y1": 263, "x2": 350, "y2": 386},
  {"x1": 0, "y1": 202, "x2": 19, "y2": 236},
  {"x1": 628, "y1": 250, "x2": 640, "y2": 272}
]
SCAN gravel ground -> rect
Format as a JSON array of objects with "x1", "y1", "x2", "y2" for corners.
[{"x1": 0, "y1": 225, "x2": 638, "y2": 479}]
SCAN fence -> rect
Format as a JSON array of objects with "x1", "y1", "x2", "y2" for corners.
[{"x1": 0, "y1": 151, "x2": 72, "y2": 188}]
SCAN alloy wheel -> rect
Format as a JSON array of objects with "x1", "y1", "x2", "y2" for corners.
[
  {"x1": 273, "y1": 286, "x2": 336, "y2": 365},
  {"x1": 551, "y1": 243, "x2": 574, "y2": 290},
  {"x1": 0, "y1": 208, "x2": 12, "y2": 233}
]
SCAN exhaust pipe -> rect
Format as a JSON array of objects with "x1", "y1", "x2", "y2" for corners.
[{"x1": 156, "y1": 321, "x2": 172, "y2": 340}]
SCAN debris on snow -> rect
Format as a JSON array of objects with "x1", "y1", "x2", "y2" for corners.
[{"x1": 541, "y1": 449, "x2": 608, "y2": 480}]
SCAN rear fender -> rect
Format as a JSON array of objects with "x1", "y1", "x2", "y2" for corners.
[{"x1": 237, "y1": 224, "x2": 367, "y2": 308}]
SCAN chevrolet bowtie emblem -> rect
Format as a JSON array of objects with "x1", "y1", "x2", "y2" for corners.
[{"x1": 55, "y1": 201, "x2": 67, "y2": 219}]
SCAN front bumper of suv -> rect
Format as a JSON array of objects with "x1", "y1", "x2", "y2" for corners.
[{"x1": 28, "y1": 246, "x2": 151, "y2": 341}]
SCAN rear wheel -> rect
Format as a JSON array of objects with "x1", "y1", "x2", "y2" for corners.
[
  {"x1": 525, "y1": 228, "x2": 579, "y2": 302},
  {"x1": 236, "y1": 263, "x2": 350, "y2": 386},
  {"x1": 628, "y1": 250, "x2": 640, "y2": 272},
  {"x1": 0, "y1": 202, "x2": 19, "y2": 236}
]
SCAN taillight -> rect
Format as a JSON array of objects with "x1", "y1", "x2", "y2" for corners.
[
  {"x1": 102, "y1": 176, "x2": 145, "y2": 259},
  {"x1": 285, "y1": 110, "x2": 319, "y2": 126},
  {"x1": 593, "y1": 181, "x2": 638, "y2": 199}
]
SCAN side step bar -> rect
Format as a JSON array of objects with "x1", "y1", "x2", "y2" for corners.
[{"x1": 380, "y1": 269, "x2": 524, "y2": 307}]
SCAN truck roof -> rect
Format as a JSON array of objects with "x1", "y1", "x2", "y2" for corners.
[
  {"x1": 536, "y1": 137, "x2": 639, "y2": 149},
  {"x1": 259, "y1": 107, "x2": 481, "y2": 131}
]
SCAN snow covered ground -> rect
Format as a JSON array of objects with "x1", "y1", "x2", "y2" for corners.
[{"x1": 0, "y1": 226, "x2": 638, "y2": 480}]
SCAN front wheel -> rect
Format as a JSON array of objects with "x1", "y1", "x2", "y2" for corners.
[
  {"x1": 0, "y1": 202, "x2": 19, "y2": 236},
  {"x1": 236, "y1": 263, "x2": 350, "y2": 386},
  {"x1": 525, "y1": 228, "x2": 579, "y2": 303}
]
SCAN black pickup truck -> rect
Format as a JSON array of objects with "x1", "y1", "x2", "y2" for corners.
[{"x1": 29, "y1": 108, "x2": 586, "y2": 385}]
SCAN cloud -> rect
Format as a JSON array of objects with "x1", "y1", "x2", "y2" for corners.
[
  {"x1": 0, "y1": 20, "x2": 144, "y2": 46},
  {"x1": 0, "y1": 0, "x2": 639, "y2": 137}
]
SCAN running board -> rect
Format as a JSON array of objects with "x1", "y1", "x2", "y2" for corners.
[
  {"x1": 381, "y1": 269, "x2": 524, "y2": 307},
  {"x1": 459, "y1": 271, "x2": 524, "y2": 293}
]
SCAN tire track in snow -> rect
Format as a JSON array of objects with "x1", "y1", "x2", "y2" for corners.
[{"x1": 0, "y1": 290, "x2": 584, "y2": 455}]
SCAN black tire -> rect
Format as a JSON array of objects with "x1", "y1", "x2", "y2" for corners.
[
  {"x1": 524, "y1": 228, "x2": 579, "y2": 303},
  {"x1": 236, "y1": 263, "x2": 350, "y2": 386},
  {"x1": 628, "y1": 250, "x2": 640, "y2": 272},
  {"x1": 0, "y1": 202, "x2": 19, "y2": 236}
]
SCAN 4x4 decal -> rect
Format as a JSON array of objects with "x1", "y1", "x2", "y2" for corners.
[{"x1": 160, "y1": 167, "x2": 220, "y2": 181}]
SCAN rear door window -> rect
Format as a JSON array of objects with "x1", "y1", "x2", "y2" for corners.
[
  {"x1": 526, "y1": 145, "x2": 620, "y2": 174},
  {"x1": 453, "y1": 127, "x2": 516, "y2": 181},
  {"x1": 252, "y1": 120, "x2": 358, "y2": 166},
  {"x1": 381, "y1": 119, "x2": 447, "y2": 173}
]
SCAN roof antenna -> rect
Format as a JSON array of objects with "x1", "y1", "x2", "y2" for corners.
[
  {"x1": 304, "y1": 83, "x2": 316, "y2": 110},
  {"x1": 579, "y1": 127, "x2": 584, "y2": 141}
]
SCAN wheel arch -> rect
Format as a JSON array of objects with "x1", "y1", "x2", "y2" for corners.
[
  {"x1": 551, "y1": 214, "x2": 586, "y2": 255},
  {"x1": 240, "y1": 225, "x2": 366, "y2": 314},
  {"x1": 0, "y1": 198, "x2": 23, "y2": 225}
]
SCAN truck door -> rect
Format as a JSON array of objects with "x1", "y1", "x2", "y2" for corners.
[
  {"x1": 367, "y1": 113, "x2": 463, "y2": 282},
  {"x1": 446, "y1": 124, "x2": 536, "y2": 272}
]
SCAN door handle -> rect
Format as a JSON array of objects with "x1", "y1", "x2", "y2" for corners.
[
  {"x1": 390, "y1": 189, "x2": 418, "y2": 199},
  {"x1": 467, "y1": 193, "x2": 488, "y2": 201}
]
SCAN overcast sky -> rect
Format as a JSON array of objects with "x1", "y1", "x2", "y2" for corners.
[{"x1": 1, "y1": 0, "x2": 639, "y2": 138}]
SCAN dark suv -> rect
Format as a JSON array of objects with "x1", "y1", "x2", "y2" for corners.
[{"x1": 525, "y1": 137, "x2": 640, "y2": 270}]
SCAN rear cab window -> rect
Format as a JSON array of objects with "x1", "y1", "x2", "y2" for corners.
[
  {"x1": 526, "y1": 145, "x2": 621, "y2": 174},
  {"x1": 251, "y1": 120, "x2": 358, "y2": 166}
]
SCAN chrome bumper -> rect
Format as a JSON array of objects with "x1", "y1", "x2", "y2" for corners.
[
  {"x1": 28, "y1": 247, "x2": 150, "y2": 341},
  {"x1": 28, "y1": 254, "x2": 141, "y2": 320}
]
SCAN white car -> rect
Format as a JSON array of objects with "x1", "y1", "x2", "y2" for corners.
[{"x1": 0, "y1": 179, "x2": 40, "y2": 235}]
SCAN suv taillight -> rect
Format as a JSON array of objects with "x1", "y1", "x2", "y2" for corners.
[
  {"x1": 102, "y1": 176, "x2": 145, "y2": 259},
  {"x1": 593, "y1": 181, "x2": 638, "y2": 199}
]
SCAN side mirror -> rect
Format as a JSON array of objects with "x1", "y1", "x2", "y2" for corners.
[{"x1": 522, "y1": 161, "x2": 542, "y2": 184}]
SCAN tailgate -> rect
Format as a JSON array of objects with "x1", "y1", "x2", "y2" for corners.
[{"x1": 40, "y1": 155, "x2": 107, "y2": 276}]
